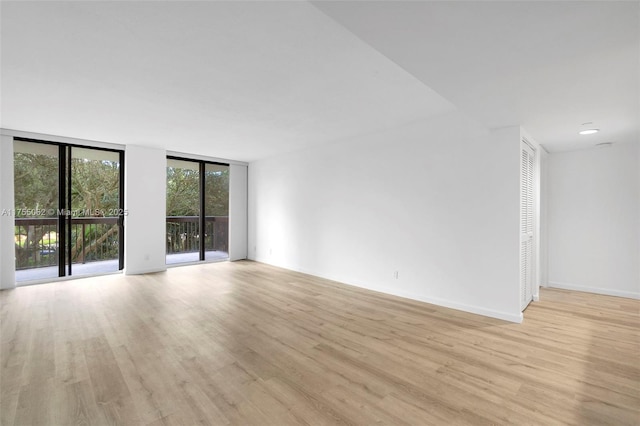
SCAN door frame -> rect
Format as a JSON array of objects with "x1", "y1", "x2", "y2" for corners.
[
  {"x1": 166, "y1": 155, "x2": 230, "y2": 264},
  {"x1": 521, "y1": 139, "x2": 536, "y2": 310},
  {"x1": 14, "y1": 137, "x2": 125, "y2": 280},
  {"x1": 521, "y1": 134, "x2": 546, "y2": 309}
]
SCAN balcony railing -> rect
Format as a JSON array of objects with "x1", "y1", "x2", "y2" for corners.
[
  {"x1": 14, "y1": 217, "x2": 119, "y2": 270},
  {"x1": 166, "y1": 216, "x2": 228, "y2": 255},
  {"x1": 14, "y1": 215, "x2": 229, "y2": 271}
]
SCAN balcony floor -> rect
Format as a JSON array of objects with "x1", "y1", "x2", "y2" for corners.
[{"x1": 15, "y1": 251, "x2": 229, "y2": 283}]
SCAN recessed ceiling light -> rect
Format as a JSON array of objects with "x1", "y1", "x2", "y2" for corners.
[
  {"x1": 578, "y1": 122, "x2": 599, "y2": 135},
  {"x1": 579, "y1": 128, "x2": 599, "y2": 135}
]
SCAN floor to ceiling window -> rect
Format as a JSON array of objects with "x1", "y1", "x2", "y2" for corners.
[
  {"x1": 13, "y1": 139, "x2": 124, "y2": 282},
  {"x1": 166, "y1": 157, "x2": 229, "y2": 265}
]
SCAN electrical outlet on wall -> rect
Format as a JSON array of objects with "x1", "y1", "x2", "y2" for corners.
[{"x1": 394, "y1": 271, "x2": 399, "y2": 279}]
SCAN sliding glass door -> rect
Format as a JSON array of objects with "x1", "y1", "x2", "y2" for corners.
[
  {"x1": 166, "y1": 157, "x2": 229, "y2": 265},
  {"x1": 204, "y1": 163, "x2": 229, "y2": 261},
  {"x1": 69, "y1": 147, "x2": 124, "y2": 275},
  {"x1": 13, "y1": 141, "x2": 60, "y2": 281},
  {"x1": 14, "y1": 139, "x2": 124, "y2": 282},
  {"x1": 166, "y1": 158, "x2": 201, "y2": 264}
]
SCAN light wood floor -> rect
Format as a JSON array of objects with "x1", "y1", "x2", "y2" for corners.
[{"x1": 1, "y1": 261, "x2": 639, "y2": 425}]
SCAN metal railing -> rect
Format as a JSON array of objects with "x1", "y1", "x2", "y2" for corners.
[
  {"x1": 166, "y1": 216, "x2": 229, "y2": 255},
  {"x1": 14, "y1": 217, "x2": 119, "y2": 270},
  {"x1": 14, "y1": 215, "x2": 229, "y2": 270}
]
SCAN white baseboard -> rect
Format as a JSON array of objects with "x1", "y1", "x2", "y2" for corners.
[
  {"x1": 124, "y1": 266, "x2": 167, "y2": 276},
  {"x1": 384, "y1": 289, "x2": 523, "y2": 323},
  {"x1": 548, "y1": 281, "x2": 640, "y2": 300},
  {"x1": 251, "y1": 258, "x2": 523, "y2": 323}
]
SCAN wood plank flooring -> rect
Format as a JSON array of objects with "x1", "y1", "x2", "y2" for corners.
[{"x1": 1, "y1": 260, "x2": 639, "y2": 425}]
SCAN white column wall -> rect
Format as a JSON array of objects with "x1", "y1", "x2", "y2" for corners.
[
  {"x1": 0, "y1": 135, "x2": 16, "y2": 289},
  {"x1": 124, "y1": 145, "x2": 168, "y2": 275},
  {"x1": 229, "y1": 164, "x2": 248, "y2": 261}
]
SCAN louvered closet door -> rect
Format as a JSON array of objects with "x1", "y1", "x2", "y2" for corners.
[{"x1": 520, "y1": 142, "x2": 535, "y2": 310}]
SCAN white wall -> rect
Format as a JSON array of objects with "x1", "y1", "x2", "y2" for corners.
[
  {"x1": 229, "y1": 164, "x2": 248, "y2": 261},
  {"x1": 124, "y1": 145, "x2": 167, "y2": 275},
  {"x1": 0, "y1": 135, "x2": 16, "y2": 289},
  {"x1": 249, "y1": 111, "x2": 523, "y2": 322},
  {"x1": 547, "y1": 142, "x2": 640, "y2": 298}
]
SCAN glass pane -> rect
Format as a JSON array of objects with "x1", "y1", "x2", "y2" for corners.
[
  {"x1": 72, "y1": 147, "x2": 119, "y2": 163},
  {"x1": 166, "y1": 159, "x2": 200, "y2": 264},
  {"x1": 14, "y1": 140, "x2": 59, "y2": 282},
  {"x1": 205, "y1": 163, "x2": 229, "y2": 261},
  {"x1": 69, "y1": 147, "x2": 121, "y2": 276},
  {"x1": 167, "y1": 158, "x2": 199, "y2": 171}
]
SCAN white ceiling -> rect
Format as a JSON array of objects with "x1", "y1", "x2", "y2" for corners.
[
  {"x1": 313, "y1": 1, "x2": 640, "y2": 153},
  {"x1": 1, "y1": 1, "x2": 638, "y2": 160}
]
